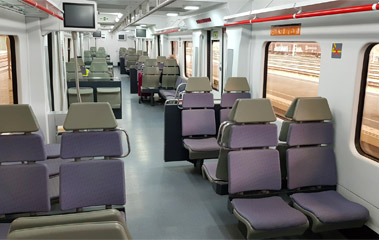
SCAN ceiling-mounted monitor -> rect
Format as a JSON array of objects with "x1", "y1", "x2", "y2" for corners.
[
  {"x1": 93, "y1": 31, "x2": 101, "y2": 38},
  {"x1": 118, "y1": 34, "x2": 125, "y2": 40},
  {"x1": 62, "y1": 1, "x2": 98, "y2": 32},
  {"x1": 135, "y1": 29, "x2": 146, "y2": 38}
]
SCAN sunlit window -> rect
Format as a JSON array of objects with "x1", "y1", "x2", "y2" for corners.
[
  {"x1": 264, "y1": 42, "x2": 320, "y2": 118},
  {"x1": 185, "y1": 41, "x2": 193, "y2": 78},
  {"x1": 357, "y1": 44, "x2": 379, "y2": 160},
  {"x1": 0, "y1": 36, "x2": 14, "y2": 105},
  {"x1": 211, "y1": 40, "x2": 220, "y2": 91}
]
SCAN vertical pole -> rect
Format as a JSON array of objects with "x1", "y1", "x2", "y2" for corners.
[{"x1": 72, "y1": 31, "x2": 82, "y2": 103}]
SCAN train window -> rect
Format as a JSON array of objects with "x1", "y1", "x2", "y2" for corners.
[
  {"x1": 211, "y1": 40, "x2": 220, "y2": 90},
  {"x1": 185, "y1": 41, "x2": 193, "y2": 78},
  {"x1": 0, "y1": 36, "x2": 17, "y2": 105},
  {"x1": 171, "y1": 41, "x2": 178, "y2": 60},
  {"x1": 356, "y1": 44, "x2": 379, "y2": 161},
  {"x1": 264, "y1": 42, "x2": 320, "y2": 118}
]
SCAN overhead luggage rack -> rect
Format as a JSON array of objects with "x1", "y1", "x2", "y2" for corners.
[{"x1": 0, "y1": 0, "x2": 63, "y2": 20}]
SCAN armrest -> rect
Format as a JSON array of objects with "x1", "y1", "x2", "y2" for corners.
[
  {"x1": 8, "y1": 222, "x2": 129, "y2": 239},
  {"x1": 10, "y1": 209, "x2": 125, "y2": 233}
]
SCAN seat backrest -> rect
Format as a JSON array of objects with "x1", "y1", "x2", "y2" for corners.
[
  {"x1": 66, "y1": 62, "x2": 80, "y2": 73},
  {"x1": 70, "y1": 58, "x2": 84, "y2": 66},
  {"x1": 98, "y1": 47, "x2": 106, "y2": 52},
  {"x1": 90, "y1": 47, "x2": 97, "y2": 53},
  {"x1": 60, "y1": 103, "x2": 126, "y2": 210},
  {"x1": 157, "y1": 56, "x2": 166, "y2": 63},
  {"x1": 145, "y1": 59, "x2": 157, "y2": 67},
  {"x1": 142, "y1": 66, "x2": 160, "y2": 88},
  {"x1": 226, "y1": 99, "x2": 280, "y2": 194},
  {"x1": 162, "y1": 59, "x2": 179, "y2": 89},
  {"x1": 0, "y1": 105, "x2": 50, "y2": 215},
  {"x1": 280, "y1": 97, "x2": 337, "y2": 190},
  {"x1": 181, "y1": 77, "x2": 216, "y2": 137},
  {"x1": 137, "y1": 50, "x2": 143, "y2": 55},
  {"x1": 90, "y1": 62, "x2": 108, "y2": 72},
  {"x1": 96, "y1": 51, "x2": 107, "y2": 58},
  {"x1": 92, "y1": 58, "x2": 107, "y2": 63}
]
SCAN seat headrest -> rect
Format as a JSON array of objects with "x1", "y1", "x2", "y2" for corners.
[
  {"x1": 185, "y1": 77, "x2": 212, "y2": 92},
  {"x1": 138, "y1": 56, "x2": 149, "y2": 63},
  {"x1": 229, "y1": 99, "x2": 276, "y2": 123},
  {"x1": 224, "y1": 77, "x2": 250, "y2": 92},
  {"x1": 66, "y1": 62, "x2": 80, "y2": 72},
  {"x1": 0, "y1": 105, "x2": 39, "y2": 133},
  {"x1": 64, "y1": 103, "x2": 117, "y2": 130},
  {"x1": 145, "y1": 59, "x2": 157, "y2": 67},
  {"x1": 285, "y1": 97, "x2": 332, "y2": 121},
  {"x1": 164, "y1": 59, "x2": 177, "y2": 67}
]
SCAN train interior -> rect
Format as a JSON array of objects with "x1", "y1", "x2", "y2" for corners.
[{"x1": 1, "y1": 0, "x2": 379, "y2": 239}]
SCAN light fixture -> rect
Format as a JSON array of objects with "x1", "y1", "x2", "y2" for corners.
[
  {"x1": 117, "y1": 13, "x2": 123, "y2": 18},
  {"x1": 115, "y1": 17, "x2": 119, "y2": 22},
  {"x1": 167, "y1": 13, "x2": 178, "y2": 17},
  {"x1": 140, "y1": 24, "x2": 147, "y2": 27},
  {"x1": 184, "y1": 6, "x2": 199, "y2": 10},
  {"x1": 111, "y1": 26, "x2": 114, "y2": 29}
]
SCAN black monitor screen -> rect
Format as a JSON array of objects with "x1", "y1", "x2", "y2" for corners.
[
  {"x1": 136, "y1": 29, "x2": 146, "y2": 38},
  {"x1": 118, "y1": 34, "x2": 125, "y2": 40},
  {"x1": 93, "y1": 31, "x2": 101, "y2": 38},
  {"x1": 63, "y1": 3, "x2": 96, "y2": 28}
]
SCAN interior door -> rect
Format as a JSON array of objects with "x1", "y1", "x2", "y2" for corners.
[{"x1": 210, "y1": 28, "x2": 223, "y2": 99}]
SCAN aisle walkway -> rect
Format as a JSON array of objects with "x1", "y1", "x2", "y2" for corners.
[{"x1": 116, "y1": 71, "x2": 243, "y2": 239}]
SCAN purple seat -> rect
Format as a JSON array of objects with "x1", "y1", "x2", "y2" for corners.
[
  {"x1": 280, "y1": 97, "x2": 369, "y2": 232},
  {"x1": 181, "y1": 86, "x2": 219, "y2": 161},
  {"x1": 227, "y1": 121, "x2": 308, "y2": 238},
  {"x1": 292, "y1": 191, "x2": 369, "y2": 224},
  {"x1": 202, "y1": 99, "x2": 277, "y2": 195},
  {"x1": 59, "y1": 103, "x2": 127, "y2": 211},
  {"x1": 0, "y1": 224, "x2": 11, "y2": 240},
  {"x1": 232, "y1": 197, "x2": 308, "y2": 231}
]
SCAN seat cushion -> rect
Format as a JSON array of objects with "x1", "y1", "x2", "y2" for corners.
[
  {"x1": 291, "y1": 191, "x2": 369, "y2": 224},
  {"x1": 159, "y1": 89, "x2": 176, "y2": 98},
  {"x1": 202, "y1": 162, "x2": 221, "y2": 182},
  {"x1": 183, "y1": 138, "x2": 219, "y2": 152},
  {"x1": 46, "y1": 144, "x2": 61, "y2": 159},
  {"x1": 232, "y1": 196, "x2": 308, "y2": 230}
]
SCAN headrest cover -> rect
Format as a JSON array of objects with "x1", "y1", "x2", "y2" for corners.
[
  {"x1": 164, "y1": 59, "x2": 178, "y2": 67},
  {"x1": 64, "y1": 103, "x2": 117, "y2": 130},
  {"x1": 145, "y1": 59, "x2": 157, "y2": 67},
  {"x1": 285, "y1": 97, "x2": 332, "y2": 121},
  {"x1": 0, "y1": 105, "x2": 39, "y2": 133},
  {"x1": 185, "y1": 77, "x2": 212, "y2": 92},
  {"x1": 224, "y1": 77, "x2": 250, "y2": 92},
  {"x1": 229, "y1": 99, "x2": 276, "y2": 123}
]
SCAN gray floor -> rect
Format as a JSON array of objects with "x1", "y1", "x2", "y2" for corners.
[{"x1": 116, "y1": 69, "x2": 244, "y2": 239}]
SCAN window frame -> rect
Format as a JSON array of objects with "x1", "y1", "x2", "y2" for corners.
[
  {"x1": 355, "y1": 43, "x2": 379, "y2": 162},
  {"x1": 0, "y1": 35, "x2": 18, "y2": 104},
  {"x1": 263, "y1": 41, "x2": 320, "y2": 119},
  {"x1": 184, "y1": 41, "x2": 193, "y2": 78}
]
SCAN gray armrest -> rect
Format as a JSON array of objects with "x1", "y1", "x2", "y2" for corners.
[
  {"x1": 10, "y1": 209, "x2": 125, "y2": 233},
  {"x1": 8, "y1": 222, "x2": 129, "y2": 239}
]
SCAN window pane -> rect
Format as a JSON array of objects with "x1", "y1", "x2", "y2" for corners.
[
  {"x1": 212, "y1": 41, "x2": 220, "y2": 91},
  {"x1": 359, "y1": 44, "x2": 379, "y2": 159},
  {"x1": 265, "y1": 42, "x2": 320, "y2": 118},
  {"x1": 0, "y1": 36, "x2": 13, "y2": 105},
  {"x1": 185, "y1": 41, "x2": 192, "y2": 77}
]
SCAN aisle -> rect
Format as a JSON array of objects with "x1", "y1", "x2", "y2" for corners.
[{"x1": 116, "y1": 70, "x2": 243, "y2": 239}]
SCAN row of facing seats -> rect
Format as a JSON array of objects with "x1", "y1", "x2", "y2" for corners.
[
  {"x1": 0, "y1": 103, "x2": 128, "y2": 218},
  {"x1": 198, "y1": 97, "x2": 370, "y2": 238}
]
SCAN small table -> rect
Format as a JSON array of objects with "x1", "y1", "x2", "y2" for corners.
[{"x1": 140, "y1": 88, "x2": 159, "y2": 106}]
